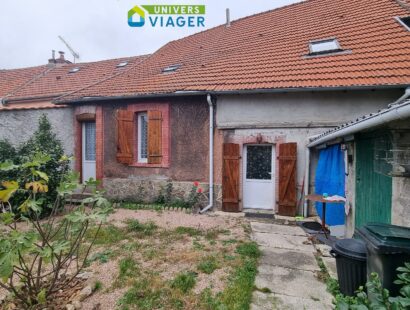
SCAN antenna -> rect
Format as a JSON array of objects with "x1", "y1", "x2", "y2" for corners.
[{"x1": 58, "y1": 35, "x2": 80, "y2": 63}]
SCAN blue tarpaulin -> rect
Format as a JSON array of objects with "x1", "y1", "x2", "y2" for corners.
[{"x1": 314, "y1": 144, "x2": 345, "y2": 226}]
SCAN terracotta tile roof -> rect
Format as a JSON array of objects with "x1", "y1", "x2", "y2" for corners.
[
  {"x1": 0, "y1": 65, "x2": 48, "y2": 97},
  {"x1": 4, "y1": 55, "x2": 149, "y2": 102},
  {"x1": 56, "y1": 0, "x2": 410, "y2": 103}
]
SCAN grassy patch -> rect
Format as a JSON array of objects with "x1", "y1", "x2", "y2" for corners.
[
  {"x1": 94, "y1": 280, "x2": 103, "y2": 291},
  {"x1": 205, "y1": 228, "x2": 229, "y2": 241},
  {"x1": 222, "y1": 239, "x2": 238, "y2": 246},
  {"x1": 197, "y1": 256, "x2": 219, "y2": 274},
  {"x1": 170, "y1": 271, "x2": 197, "y2": 294},
  {"x1": 88, "y1": 224, "x2": 127, "y2": 246},
  {"x1": 236, "y1": 242, "x2": 261, "y2": 259},
  {"x1": 126, "y1": 219, "x2": 157, "y2": 236},
  {"x1": 87, "y1": 249, "x2": 113, "y2": 264},
  {"x1": 175, "y1": 226, "x2": 202, "y2": 237},
  {"x1": 119, "y1": 257, "x2": 139, "y2": 281}
]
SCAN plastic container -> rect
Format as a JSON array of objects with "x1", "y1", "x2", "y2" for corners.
[
  {"x1": 330, "y1": 238, "x2": 367, "y2": 296},
  {"x1": 356, "y1": 223, "x2": 410, "y2": 296}
]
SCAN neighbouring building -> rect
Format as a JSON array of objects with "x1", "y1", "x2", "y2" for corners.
[
  {"x1": 52, "y1": 0, "x2": 410, "y2": 215},
  {"x1": 0, "y1": 52, "x2": 148, "y2": 155},
  {"x1": 308, "y1": 97, "x2": 410, "y2": 236}
]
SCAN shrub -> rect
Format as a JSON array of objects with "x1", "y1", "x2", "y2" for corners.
[
  {"x1": 0, "y1": 115, "x2": 70, "y2": 216},
  {"x1": 0, "y1": 159, "x2": 112, "y2": 307}
]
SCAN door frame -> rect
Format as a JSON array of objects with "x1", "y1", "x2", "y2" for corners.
[
  {"x1": 242, "y1": 144, "x2": 276, "y2": 210},
  {"x1": 81, "y1": 121, "x2": 97, "y2": 182}
]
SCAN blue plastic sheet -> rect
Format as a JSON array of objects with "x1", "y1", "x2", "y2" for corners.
[{"x1": 314, "y1": 144, "x2": 345, "y2": 226}]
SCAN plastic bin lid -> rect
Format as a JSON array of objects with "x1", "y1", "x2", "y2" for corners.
[
  {"x1": 357, "y1": 223, "x2": 410, "y2": 253},
  {"x1": 333, "y1": 238, "x2": 367, "y2": 261}
]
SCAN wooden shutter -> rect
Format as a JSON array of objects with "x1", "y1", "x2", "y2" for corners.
[
  {"x1": 222, "y1": 143, "x2": 240, "y2": 212},
  {"x1": 116, "y1": 110, "x2": 134, "y2": 164},
  {"x1": 147, "y1": 110, "x2": 162, "y2": 164},
  {"x1": 278, "y1": 143, "x2": 297, "y2": 216}
]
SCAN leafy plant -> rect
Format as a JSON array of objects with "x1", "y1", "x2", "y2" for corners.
[
  {"x1": 334, "y1": 263, "x2": 410, "y2": 310},
  {"x1": 0, "y1": 115, "x2": 70, "y2": 216},
  {"x1": 0, "y1": 158, "x2": 112, "y2": 308},
  {"x1": 236, "y1": 242, "x2": 261, "y2": 259}
]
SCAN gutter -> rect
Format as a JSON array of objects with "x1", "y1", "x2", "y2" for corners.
[
  {"x1": 200, "y1": 94, "x2": 215, "y2": 214},
  {"x1": 53, "y1": 84, "x2": 409, "y2": 105}
]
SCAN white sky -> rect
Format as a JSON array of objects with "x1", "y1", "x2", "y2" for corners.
[{"x1": 0, "y1": 0, "x2": 301, "y2": 69}]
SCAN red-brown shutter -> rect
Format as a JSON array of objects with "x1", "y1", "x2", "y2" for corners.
[
  {"x1": 222, "y1": 143, "x2": 240, "y2": 212},
  {"x1": 278, "y1": 142, "x2": 297, "y2": 216},
  {"x1": 147, "y1": 110, "x2": 162, "y2": 164},
  {"x1": 116, "y1": 110, "x2": 134, "y2": 164}
]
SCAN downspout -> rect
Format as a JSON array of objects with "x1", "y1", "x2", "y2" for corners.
[
  {"x1": 200, "y1": 94, "x2": 214, "y2": 214},
  {"x1": 303, "y1": 148, "x2": 310, "y2": 218}
]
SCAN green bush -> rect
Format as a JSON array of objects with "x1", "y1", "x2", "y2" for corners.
[
  {"x1": 0, "y1": 114, "x2": 70, "y2": 216},
  {"x1": 334, "y1": 262, "x2": 410, "y2": 309}
]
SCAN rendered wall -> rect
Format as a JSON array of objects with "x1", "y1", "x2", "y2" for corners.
[{"x1": 0, "y1": 107, "x2": 75, "y2": 155}]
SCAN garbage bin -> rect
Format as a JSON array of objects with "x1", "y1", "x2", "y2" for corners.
[
  {"x1": 356, "y1": 223, "x2": 410, "y2": 296},
  {"x1": 330, "y1": 238, "x2": 367, "y2": 296}
]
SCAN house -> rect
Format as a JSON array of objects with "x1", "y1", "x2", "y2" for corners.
[
  {"x1": 307, "y1": 95, "x2": 410, "y2": 236},
  {"x1": 0, "y1": 52, "x2": 148, "y2": 157},
  {"x1": 53, "y1": 0, "x2": 410, "y2": 214}
]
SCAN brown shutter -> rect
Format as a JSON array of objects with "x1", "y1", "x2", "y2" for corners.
[
  {"x1": 278, "y1": 142, "x2": 297, "y2": 216},
  {"x1": 147, "y1": 110, "x2": 162, "y2": 164},
  {"x1": 222, "y1": 143, "x2": 240, "y2": 212},
  {"x1": 116, "y1": 110, "x2": 134, "y2": 164}
]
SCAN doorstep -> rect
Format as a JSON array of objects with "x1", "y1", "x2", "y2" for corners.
[{"x1": 244, "y1": 209, "x2": 275, "y2": 219}]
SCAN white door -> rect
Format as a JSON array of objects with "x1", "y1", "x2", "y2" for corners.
[
  {"x1": 243, "y1": 145, "x2": 275, "y2": 209},
  {"x1": 82, "y1": 122, "x2": 96, "y2": 182}
]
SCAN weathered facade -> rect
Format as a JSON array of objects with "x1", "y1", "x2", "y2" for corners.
[{"x1": 0, "y1": 107, "x2": 74, "y2": 154}]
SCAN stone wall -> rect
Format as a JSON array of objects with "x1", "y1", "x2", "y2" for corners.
[
  {"x1": 0, "y1": 107, "x2": 74, "y2": 155},
  {"x1": 103, "y1": 178, "x2": 222, "y2": 209}
]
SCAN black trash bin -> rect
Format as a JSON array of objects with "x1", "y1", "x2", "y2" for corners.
[
  {"x1": 356, "y1": 223, "x2": 410, "y2": 296},
  {"x1": 330, "y1": 238, "x2": 367, "y2": 296}
]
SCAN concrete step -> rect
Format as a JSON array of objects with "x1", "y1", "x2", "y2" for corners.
[{"x1": 244, "y1": 209, "x2": 275, "y2": 219}]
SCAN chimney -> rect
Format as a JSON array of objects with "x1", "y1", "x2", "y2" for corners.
[
  {"x1": 226, "y1": 8, "x2": 231, "y2": 27},
  {"x1": 56, "y1": 51, "x2": 65, "y2": 63},
  {"x1": 47, "y1": 50, "x2": 56, "y2": 67}
]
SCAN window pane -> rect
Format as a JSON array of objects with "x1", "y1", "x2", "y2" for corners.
[
  {"x1": 139, "y1": 114, "x2": 148, "y2": 160},
  {"x1": 84, "y1": 122, "x2": 96, "y2": 161},
  {"x1": 246, "y1": 145, "x2": 272, "y2": 180}
]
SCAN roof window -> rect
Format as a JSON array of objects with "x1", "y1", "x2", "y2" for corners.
[
  {"x1": 397, "y1": 16, "x2": 410, "y2": 31},
  {"x1": 162, "y1": 64, "x2": 181, "y2": 73},
  {"x1": 68, "y1": 67, "x2": 80, "y2": 73},
  {"x1": 116, "y1": 61, "x2": 128, "y2": 68},
  {"x1": 309, "y1": 38, "x2": 342, "y2": 55}
]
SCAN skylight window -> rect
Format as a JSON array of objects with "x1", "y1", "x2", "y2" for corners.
[
  {"x1": 162, "y1": 64, "x2": 182, "y2": 73},
  {"x1": 69, "y1": 67, "x2": 80, "y2": 73},
  {"x1": 116, "y1": 61, "x2": 128, "y2": 68},
  {"x1": 396, "y1": 16, "x2": 410, "y2": 31},
  {"x1": 309, "y1": 38, "x2": 342, "y2": 55}
]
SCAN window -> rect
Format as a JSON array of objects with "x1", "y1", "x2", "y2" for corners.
[
  {"x1": 397, "y1": 16, "x2": 410, "y2": 31},
  {"x1": 309, "y1": 38, "x2": 342, "y2": 55},
  {"x1": 137, "y1": 112, "x2": 148, "y2": 163},
  {"x1": 69, "y1": 67, "x2": 80, "y2": 73},
  {"x1": 116, "y1": 61, "x2": 128, "y2": 68},
  {"x1": 162, "y1": 64, "x2": 182, "y2": 73}
]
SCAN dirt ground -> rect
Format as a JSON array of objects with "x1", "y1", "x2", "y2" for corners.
[{"x1": 81, "y1": 209, "x2": 250, "y2": 310}]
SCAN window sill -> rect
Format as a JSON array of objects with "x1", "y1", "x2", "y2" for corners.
[{"x1": 130, "y1": 162, "x2": 169, "y2": 168}]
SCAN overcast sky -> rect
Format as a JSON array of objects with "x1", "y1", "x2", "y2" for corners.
[{"x1": 0, "y1": 0, "x2": 301, "y2": 69}]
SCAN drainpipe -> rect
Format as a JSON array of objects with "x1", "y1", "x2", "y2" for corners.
[{"x1": 200, "y1": 94, "x2": 214, "y2": 214}]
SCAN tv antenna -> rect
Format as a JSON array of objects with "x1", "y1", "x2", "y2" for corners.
[{"x1": 58, "y1": 35, "x2": 80, "y2": 63}]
